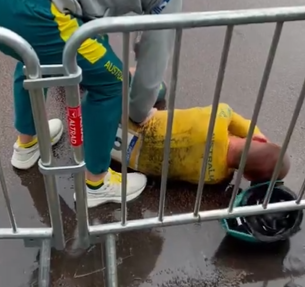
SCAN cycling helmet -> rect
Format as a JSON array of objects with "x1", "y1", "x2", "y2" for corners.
[{"x1": 221, "y1": 181, "x2": 303, "y2": 243}]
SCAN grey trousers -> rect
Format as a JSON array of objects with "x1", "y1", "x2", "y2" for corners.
[{"x1": 129, "y1": 0, "x2": 183, "y2": 123}]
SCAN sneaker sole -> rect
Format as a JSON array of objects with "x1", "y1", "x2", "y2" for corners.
[
  {"x1": 11, "y1": 125, "x2": 64, "y2": 170},
  {"x1": 76, "y1": 183, "x2": 147, "y2": 208}
]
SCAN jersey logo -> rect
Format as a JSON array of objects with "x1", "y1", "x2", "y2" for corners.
[
  {"x1": 127, "y1": 136, "x2": 138, "y2": 163},
  {"x1": 111, "y1": 127, "x2": 140, "y2": 165}
]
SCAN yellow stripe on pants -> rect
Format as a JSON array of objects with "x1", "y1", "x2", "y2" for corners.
[{"x1": 51, "y1": 3, "x2": 107, "y2": 64}]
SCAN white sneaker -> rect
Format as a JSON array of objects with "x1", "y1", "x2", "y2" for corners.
[
  {"x1": 11, "y1": 119, "x2": 64, "y2": 170},
  {"x1": 82, "y1": 168, "x2": 147, "y2": 208}
]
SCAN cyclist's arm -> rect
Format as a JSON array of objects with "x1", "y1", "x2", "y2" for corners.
[{"x1": 219, "y1": 104, "x2": 261, "y2": 138}]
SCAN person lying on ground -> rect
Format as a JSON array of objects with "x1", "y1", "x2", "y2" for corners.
[{"x1": 111, "y1": 103, "x2": 290, "y2": 184}]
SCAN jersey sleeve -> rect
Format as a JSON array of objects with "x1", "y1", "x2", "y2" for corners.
[{"x1": 218, "y1": 104, "x2": 261, "y2": 138}]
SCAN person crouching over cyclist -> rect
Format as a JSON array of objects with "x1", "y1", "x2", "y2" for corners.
[{"x1": 111, "y1": 103, "x2": 290, "y2": 184}]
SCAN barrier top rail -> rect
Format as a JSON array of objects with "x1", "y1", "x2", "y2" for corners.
[
  {"x1": 63, "y1": 6, "x2": 305, "y2": 74},
  {"x1": 0, "y1": 27, "x2": 41, "y2": 78}
]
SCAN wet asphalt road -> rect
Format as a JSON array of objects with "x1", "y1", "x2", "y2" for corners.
[{"x1": 1, "y1": 0, "x2": 305, "y2": 286}]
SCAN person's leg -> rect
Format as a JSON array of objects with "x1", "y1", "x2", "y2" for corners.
[
  {"x1": 74, "y1": 35, "x2": 146, "y2": 207},
  {"x1": 129, "y1": 0, "x2": 183, "y2": 124},
  {"x1": 50, "y1": 5, "x2": 146, "y2": 207},
  {"x1": 11, "y1": 62, "x2": 63, "y2": 169},
  {"x1": 0, "y1": 0, "x2": 64, "y2": 169}
]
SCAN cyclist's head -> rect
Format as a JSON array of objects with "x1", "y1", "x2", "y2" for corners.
[{"x1": 228, "y1": 137, "x2": 290, "y2": 182}]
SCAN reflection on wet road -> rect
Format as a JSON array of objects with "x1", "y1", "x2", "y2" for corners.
[{"x1": 2, "y1": 0, "x2": 305, "y2": 286}]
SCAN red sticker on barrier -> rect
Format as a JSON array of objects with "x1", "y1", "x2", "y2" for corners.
[{"x1": 67, "y1": 106, "x2": 83, "y2": 147}]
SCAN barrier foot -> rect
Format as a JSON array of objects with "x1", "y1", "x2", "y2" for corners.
[
  {"x1": 38, "y1": 239, "x2": 51, "y2": 287},
  {"x1": 104, "y1": 234, "x2": 118, "y2": 287}
]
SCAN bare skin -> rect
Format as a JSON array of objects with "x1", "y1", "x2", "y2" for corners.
[
  {"x1": 226, "y1": 133, "x2": 268, "y2": 169},
  {"x1": 18, "y1": 135, "x2": 35, "y2": 144},
  {"x1": 227, "y1": 134, "x2": 290, "y2": 182}
]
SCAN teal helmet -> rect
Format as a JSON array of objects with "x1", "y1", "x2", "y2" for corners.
[{"x1": 221, "y1": 182, "x2": 303, "y2": 243}]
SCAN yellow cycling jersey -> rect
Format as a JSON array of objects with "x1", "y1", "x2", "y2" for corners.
[{"x1": 110, "y1": 103, "x2": 261, "y2": 184}]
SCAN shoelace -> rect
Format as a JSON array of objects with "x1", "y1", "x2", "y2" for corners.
[{"x1": 108, "y1": 168, "x2": 122, "y2": 184}]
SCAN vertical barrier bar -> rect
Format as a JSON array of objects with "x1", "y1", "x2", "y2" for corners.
[
  {"x1": 38, "y1": 239, "x2": 51, "y2": 287},
  {"x1": 29, "y1": 87, "x2": 65, "y2": 249},
  {"x1": 105, "y1": 234, "x2": 118, "y2": 287},
  {"x1": 62, "y1": 26, "x2": 96, "y2": 249},
  {"x1": 64, "y1": 83, "x2": 90, "y2": 249},
  {"x1": 0, "y1": 155, "x2": 17, "y2": 232},
  {"x1": 158, "y1": 29, "x2": 183, "y2": 221},
  {"x1": 193, "y1": 25, "x2": 234, "y2": 216},
  {"x1": 228, "y1": 22, "x2": 283, "y2": 212},
  {"x1": 29, "y1": 87, "x2": 67, "y2": 251},
  {"x1": 263, "y1": 75, "x2": 305, "y2": 207},
  {"x1": 121, "y1": 32, "x2": 130, "y2": 226},
  {"x1": 62, "y1": 38, "x2": 90, "y2": 249},
  {"x1": 0, "y1": 27, "x2": 65, "y2": 249}
]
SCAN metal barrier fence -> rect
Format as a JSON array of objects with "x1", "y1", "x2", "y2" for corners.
[
  {"x1": 3, "y1": 5, "x2": 305, "y2": 287},
  {"x1": 0, "y1": 27, "x2": 67, "y2": 287}
]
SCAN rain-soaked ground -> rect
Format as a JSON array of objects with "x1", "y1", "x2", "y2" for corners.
[{"x1": 2, "y1": 0, "x2": 305, "y2": 286}]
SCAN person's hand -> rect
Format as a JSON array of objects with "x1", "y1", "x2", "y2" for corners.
[
  {"x1": 138, "y1": 108, "x2": 157, "y2": 127},
  {"x1": 129, "y1": 67, "x2": 136, "y2": 76}
]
